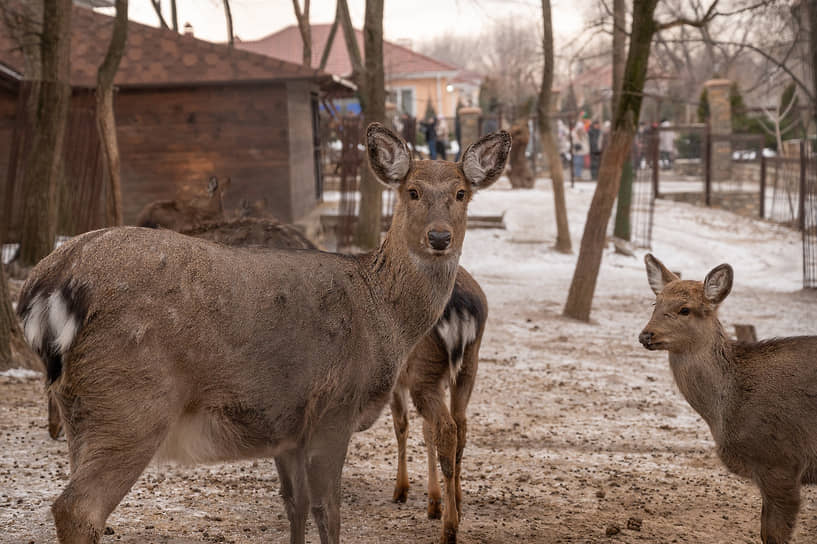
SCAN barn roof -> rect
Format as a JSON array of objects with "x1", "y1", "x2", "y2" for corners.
[{"x1": 0, "y1": 4, "x2": 350, "y2": 91}]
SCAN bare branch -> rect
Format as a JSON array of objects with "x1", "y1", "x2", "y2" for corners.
[
  {"x1": 149, "y1": 0, "x2": 169, "y2": 30},
  {"x1": 656, "y1": 0, "x2": 719, "y2": 31}
]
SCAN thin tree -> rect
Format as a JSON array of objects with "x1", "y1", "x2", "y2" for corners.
[
  {"x1": 0, "y1": 261, "x2": 39, "y2": 371},
  {"x1": 149, "y1": 0, "x2": 169, "y2": 30},
  {"x1": 18, "y1": 0, "x2": 73, "y2": 267},
  {"x1": 170, "y1": 0, "x2": 178, "y2": 32},
  {"x1": 563, "y1": 0, "x2": 718, "y2": 322},
  {"x1": 808, "y1": 0, "x2": 817, "y2": 129},
  {"x1": 319, "y1": 3, "x2": 340, "y2": 71},
  {"x1": 223, "y1": 0, "x2": 234, "y2": 47},
  {"x1": 292, "y1": 0, "x2": 311, "y2": 67},
  {"x1": 612, "y1": 0, "x2": 634, "y2": 241},
  {"x1": 537, "y1": 0, "x2": 571, "y2": 253},
  {"x1": 339, "y1": 0, "x2": 386, "y2": 250},
  {"x1": 96, "y1": 0, "x2": 128, "y2": 226}
]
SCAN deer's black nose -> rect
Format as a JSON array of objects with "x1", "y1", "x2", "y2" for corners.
[
  {"x1": 428, "y1": 230, "x2": 452, "y2": 250},
  {"x1": 639, "y1": 331, "x2": 653, "y2": 347}
]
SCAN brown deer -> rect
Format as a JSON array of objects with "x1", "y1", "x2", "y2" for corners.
[
  {"x1": 639, "y1": 254, "x2": 817, "y2": 544},
  {"x1": 388, "y1": 267, "x2": 487, "y2": 541},
  {"x1": 135, "y1": 175, "x2": 231, "y2": 230},
  {"x1": 17, "y1": 123, "x2": 510, "y2": 544}
]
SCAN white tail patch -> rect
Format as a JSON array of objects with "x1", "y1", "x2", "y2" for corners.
[
  {"x1": 436, "y1": 309, "x2": 478, "y2": 385},
  {"x1": 22, "y1": 294, "x2": 47, "y2": 351},
  {"x1": 47, "y1": 291, "x2": 79, "y2": 354}
]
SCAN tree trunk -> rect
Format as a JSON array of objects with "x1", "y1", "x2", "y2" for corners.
[
  {"x1": 808, "y1": 0, "x2": 817, "y2": 129},
  {"x1": 292, "y1": 0, "x2": 312, "y2": 67},
  {"x1": 223, "y1": 0, "x2": 234, "y2": 48},
  {"x1": 170, "y1": 0, "x2": 178, "y2": 32},
  {"x1": 354, "y1": 0, "x2": 385, "y2": 250},
  {"x1": 508, "y1": 121, "x2": 534, "y2": 189},
  {"x1": 538, "y1": 0, "x2": 571, "y2": 253},
  {"x1": 319, "y1": 5, "x2": 340, "y2": 71},
  {"x1": 563, "y1": 0, "x2": 658, "y2": 322},
  {"x1": 612, "y1": 0, "x2": 633, "y2": 241},
  {"x1": 18, "y1": 0, "x2": 72, "y2": 267},
  {"x1": 0, "y1": 262, "x2": 40, "y2": 371},
  {"x1": 149, "y1": 0, "x2": 169, "y2": 30},
  {"x1": 97, "y1": 0, "x2": 128, "y2": 227},
  {"x1": 338, "y1": 0, "x2": 363, "y2": 83}
]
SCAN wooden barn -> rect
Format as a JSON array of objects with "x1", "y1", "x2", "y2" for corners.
[{"x1": 0, "y1": 4, "x2": 351, "y2": 241}]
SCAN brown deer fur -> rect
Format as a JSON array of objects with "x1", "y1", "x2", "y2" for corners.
[
  {"x1": 640, "y1": 254, "x2": 817, "y2": 544},
  {"x1": 17, "y1": 123, "x2": 510, "y2": 544},
  {"x1": 388, "y1": 267, "x2": 487, "y2": 543},
  {"x1": 135, "y1": 175, "x2": 230, "y2": 231}
]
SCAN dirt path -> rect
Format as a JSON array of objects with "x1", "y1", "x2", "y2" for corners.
[{"x1": 2, "y1": 179, "x2": 816, "y2": 543}]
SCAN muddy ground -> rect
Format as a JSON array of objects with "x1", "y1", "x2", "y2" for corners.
[{"x1": 2, "y1": 179, "x2": 816, "y2": 543}]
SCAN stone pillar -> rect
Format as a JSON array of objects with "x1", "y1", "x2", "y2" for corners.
[
  {"x1": 458, "y1": 106, "x2": 482, "y2": 153},
  {"x1": 705, "y1": 79, "x2": 732, "y2": 181}
]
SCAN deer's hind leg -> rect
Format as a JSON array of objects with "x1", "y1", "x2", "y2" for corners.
[
  {"x1": 449, "y1": 339, "x2": 480, "y2": 519},
  {"x1": 51, "y1": 386, "x2": 171, "y2": 544}
]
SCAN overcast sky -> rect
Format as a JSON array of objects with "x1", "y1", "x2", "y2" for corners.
[{"x1": 123, "y1": 0, "x2": 586, "y2": 45}]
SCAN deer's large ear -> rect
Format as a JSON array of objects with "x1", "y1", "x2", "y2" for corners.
[
  {"x1": 703, "y1": 263, "x2": 733, "y2": 304},
  {"x1": 460, "y1": 130, "x2": 511, "y2": 190},
  {"x1": 367, "y1": 122, "x2": 412, "y2": 188},
  {"x1": 644, "y1": 253, "x2": 679, "y2": 295}
]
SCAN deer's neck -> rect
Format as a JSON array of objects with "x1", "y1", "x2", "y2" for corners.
[
  {"x1": 361, "y1": 234, "x2": 458, "y2": 350},
  {"x1": 668, "y1": 322, "x2": 735, "y2": 436}
]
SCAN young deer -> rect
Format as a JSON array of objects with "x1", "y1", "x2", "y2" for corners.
[
  {"x1": 640, "y1": 254, "x2": 817, "y2": 544},
  {"x1": 18, "y1": 123, "x2": 510, "y2": 544},
  {"x1": 135, "y1": 175, "x2": 231, "y2": 230},
  {"x1": 389, "y1": 267, "x2": 487, "y2": 541}
]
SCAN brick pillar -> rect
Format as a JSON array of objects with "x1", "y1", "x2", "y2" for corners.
[
  {"x1": 458, "y1": 106, "x2": 482, "y2": 153},
  {"x1": 705, "y1": 79, "x2": 732, "y2": 181}
]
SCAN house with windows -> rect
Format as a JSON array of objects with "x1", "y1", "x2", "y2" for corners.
[{"x1": 238, "y1": 25, "x2": 478, "y2": 119}]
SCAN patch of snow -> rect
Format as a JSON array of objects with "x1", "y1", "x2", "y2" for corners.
[{"x1": 0, "y1": 368, "x2": 41, "y2": 380}]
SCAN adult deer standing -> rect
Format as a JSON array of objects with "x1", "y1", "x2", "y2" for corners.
[
  {"x1": 640, "y1": 254, "x2": 817, "y2": 544},
  {"x1": 18, "y1": 123, "x2": 509, "y2": 544}
]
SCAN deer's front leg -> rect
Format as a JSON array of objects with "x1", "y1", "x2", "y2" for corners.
[{"x1": 390, "y1": 386, "x2": 410, "y2": 503}]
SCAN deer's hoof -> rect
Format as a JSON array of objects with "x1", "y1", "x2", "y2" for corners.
[
  {"x1": 440, "y1": 525, "x2": 457, "y2": 544},
  {"x1": 427, "y1": 497, "x2": 442, "y2": 519},
  {"x1": 392, "y1": 486, "x2": 409, "y2": 503}
]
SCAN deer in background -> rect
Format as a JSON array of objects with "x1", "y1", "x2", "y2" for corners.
[
  {"x1": 135, "y1": 175, "x2": 231, "y2": 230},
  {"x1": 18, "y1": 123, "x2": 510, "y2": 544},
  {"x1": 388, "y1": 267, "x2": 487, "y2": 540},
  {"x1": 640, "y1": 254, "x2": 817, "y2": 544}
]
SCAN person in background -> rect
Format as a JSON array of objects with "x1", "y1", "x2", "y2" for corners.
[
  {"x1": 572, "y1": 120, "x2": 589, "y2": 179},
  {"x1": 659, "y1": 118, "x2": 674, "y2": 170},
  {"x1": 436, "y1": 116, "x2": 449, "y2": 161},
  {"x1": 588, "y1": 119, "x2": 601, "y2": 180},
  {"x1": 421, "y1": 111, "x2": 438, "y2": 160}
]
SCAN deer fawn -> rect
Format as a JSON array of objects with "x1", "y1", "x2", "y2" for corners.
[
  {"x1": 388, "y1": 267, "x2": 487, "y2": 542},
  {"x1": 640, "y1": 254, "x2": 817, "y2": 544},
  {"x1": 135, "y1": 175, "x2": 230, "y2": 230},
  {"x1": 18, "y1": 123, "x2": 510, "y2": 544}
]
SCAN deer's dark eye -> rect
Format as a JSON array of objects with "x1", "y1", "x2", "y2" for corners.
[
  {"x1": 679, "y1": 307, "x2": 690, "y2": 316},
  {"x1": 408, "y1": 189, "x2": 419, "y2": 200},
  {"x1": 456, "y1": 189, "x2": 466, "y2": 201}
]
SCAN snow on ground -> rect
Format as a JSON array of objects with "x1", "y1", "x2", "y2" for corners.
[{"x1": 1, "y1": 176, "x2": 815, "y2": 543}]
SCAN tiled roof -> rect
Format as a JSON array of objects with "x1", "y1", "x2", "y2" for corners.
[
  {"x1": 238, "y1": 24, "x2": 459, "y2": 79},
  {"x1": 0, "y1": 4, "x2": 335, "y2": 88}
]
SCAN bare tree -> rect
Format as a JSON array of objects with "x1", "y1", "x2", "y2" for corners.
[
  {"x1": 97, "y1": 0, "x2": 128, "y2": 226},
  {"x1": 612, "y1": 0, "x2": 633, "y2": 241},
  {"x1": 0, "y1": 261, "x2": 39, "y2": 371},
  {"x1": 538, "y1": 0, "x2": 571, "y2": 253},
  {"x1": 223, "y1": 0, "x2": 234, "y2": 47},
  {"x1": 319, "y1": 3, "x2": 340, "y2": 71},
  {"x1": 18, "y1": 0, "x2": 73, "y2": 267},
  {"x1": 563, "y1": 0, "x2": 719, "y2": 322},
  {"x1": 149, "y1": 0, "x2": 169, "y2": 30},
  {"x1": 338, "y1": 0, "x2": 386, "y2": 250},
  {"x1": 292, "y1": 0, "x2": 311, "y2": 67}
]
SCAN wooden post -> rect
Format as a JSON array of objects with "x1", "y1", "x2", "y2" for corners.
[
  {"x1": 760, "y1": 153, "x2": 766, "y2": 219},
  {"x1": 705, "y1": 125, "x2": 712, "y2": 207},
  {"x1": 651, "y1": 126, "x2": 659, "y2": 198},
  {"x1": 800, "y1": 139, "x2": 807, "y2": 232}
]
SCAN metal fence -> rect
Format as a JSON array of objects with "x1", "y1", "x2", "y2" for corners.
[
  {"x1": 631, "y1": 128, "x2": 658, "y2": 249},
  {"x1": 801, "y1": 142, "x2": 817, "y2": 289}
]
